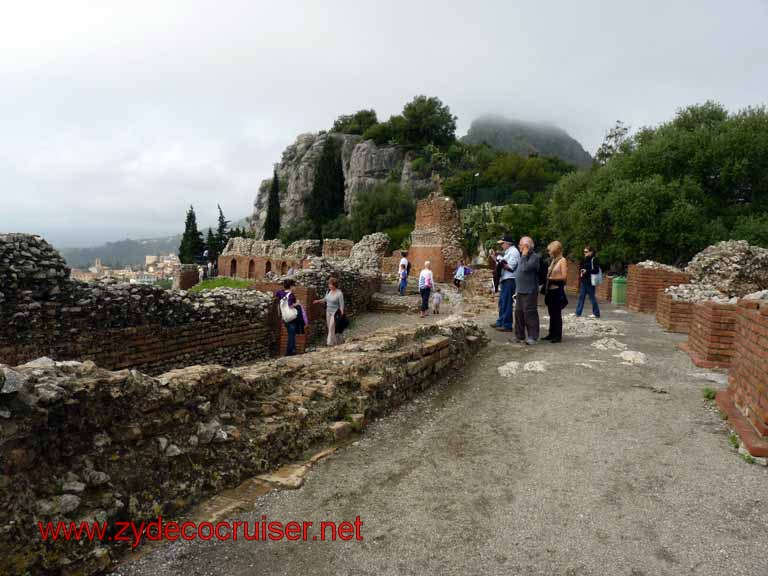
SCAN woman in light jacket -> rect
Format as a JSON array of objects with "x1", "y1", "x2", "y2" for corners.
[{"x1": 313, "y1": 277, "x2": 345, "y2": 346}]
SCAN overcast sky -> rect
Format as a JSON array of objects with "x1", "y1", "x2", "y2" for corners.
[{"x1": 1, "y1": 0, "x2": 766, "y2": 247}]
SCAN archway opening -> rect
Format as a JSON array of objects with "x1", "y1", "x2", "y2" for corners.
[
  {"x1": 248, "y1": 260, "x2": 255, "y2": 279},
  {"x1": 230, "y1": 259, "x2": 237, "y2": 277}
]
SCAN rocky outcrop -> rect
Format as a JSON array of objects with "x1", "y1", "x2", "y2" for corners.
[
  {"x1": 685, "y1": 240, "x2": 768, "y2": 297},
  {"x1": 251, "y1": 133, "x2": 434, "y2": 238}
]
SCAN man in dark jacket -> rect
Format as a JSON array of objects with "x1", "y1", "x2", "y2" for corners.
[
  {"x1": 514, "y1": 236, "x2": 540, "y2": 345},
  {"x1": 576, "y1": 246, "x2": 601, "y2": 318}
]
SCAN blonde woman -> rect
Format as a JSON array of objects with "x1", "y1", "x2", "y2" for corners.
[
  {"x1": 418, "y1": 261, "x2": 434, "y2": 318},
  {"x1": 543, "y1": 241, "x2": 568, "y2": 343}
]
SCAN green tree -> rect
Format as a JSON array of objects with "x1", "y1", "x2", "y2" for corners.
[
  {"x1": 179, "y1": 205, "x2": 204, "y2": 264},
  {"x1": 264, "y1": 169, "x2": 281, "y2": 240},
  {"x1": 594, "y1": 121, "x2": 630, "y2": 166},
  {"x1": 332, "y1": 109, "x2": 378, "y2": 135},
  {"x1": 215, "y1": 204, "x2": 230, "y2": 255},
  {"x1": 349, "y1": 183, "x2": 416, "y2": 246},
  {"x1": 307, "y1": 136, "x2": 346, "y2": 236},
  {"x1": 205, "y1": 228, "x2": 218, "y2": 262},
  {"x1": 399, "y1": 95, "x2": 457, "y2": 148}
]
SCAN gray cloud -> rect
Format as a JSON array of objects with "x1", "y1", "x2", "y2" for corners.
[{"x1": 1, "y1": 0, "x2": 766, "y2": 247}]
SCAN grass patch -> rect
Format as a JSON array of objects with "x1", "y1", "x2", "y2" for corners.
[
  {"x1": 728, "y1": 433, "x2": 740, "y2": 449},
  {"x1": 702, "y1": 387, "x2": 717, "y2": 401},
  {"x1": 741, "y1": 452, "x2": 755, "y2": 465},
  {"x1": 189, "y1": 278, "x2": 253, "y2": 292}
]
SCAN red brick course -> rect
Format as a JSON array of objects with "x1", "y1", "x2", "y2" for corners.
[
  {"x1": 721, "y1": 299, "x2": 768, "y2": 448},
  {"x1": 596, "y1": 275, "x2": 613, "y2": 302},
  {"x1": 626, "y1": 264, "x2": 690, "y2": 313},
  {"x1": 655, "y1": 292, "x2": 694, "y2": 333},
  {"x1": 679, "y1": 301, "x2": 738, "y2": 368}
]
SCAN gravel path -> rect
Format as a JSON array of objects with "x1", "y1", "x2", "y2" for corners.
[{"x1": 115, "y1": 303, "x2": 768, "y2": 576}]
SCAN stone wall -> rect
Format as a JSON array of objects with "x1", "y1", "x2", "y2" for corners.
[
  {"x1": 0, "y1": 318, "x2": 487, "y2": 575},
  {"x1": 626, "y1": 264, "x2": 691, "y2": 314},
  {"x1": 250, "y1": 282, "x2": 322, "y2": 355},
  {"x1": 321, "y1": 239, "x2": 354, "y2": 258},
  {"x1": 716, "y1": 297, "x2": 768, "y2": 457},
  {"x1": 0, "y1": 235, "x2": 275, "y2": 375}
]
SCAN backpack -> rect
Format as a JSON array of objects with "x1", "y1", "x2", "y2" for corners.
[{"x1": 279, "y1": 293, "x2": 298, "y2": 323}]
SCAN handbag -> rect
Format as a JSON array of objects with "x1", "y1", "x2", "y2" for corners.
[
  {"x1": 279, "y1": 294, "x2": 298, "y2": 323},
  {"x1": 591, "y1": 270, "x2": 603, "y2": 286},
  {"x1": 334, "y1": 310, "x2": 349, "y2": 334}
]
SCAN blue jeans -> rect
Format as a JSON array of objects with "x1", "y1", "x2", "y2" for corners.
[
  {"x1": 496, "y1": 279, "x2": 515, "y2": 329},
  {"x1": 399, "y1": 280, "x2": 407, "y2": 296},
  {"x1": 285, "y1": 321, "x2": 297, "y2": 356},
  {"x1": 576, "y1": 281, "x2": 600, "y2": 317}
]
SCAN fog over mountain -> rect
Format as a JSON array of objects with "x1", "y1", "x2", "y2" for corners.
[{"x1": 1, "y1": 0, "x2": 766, "y2": 246}]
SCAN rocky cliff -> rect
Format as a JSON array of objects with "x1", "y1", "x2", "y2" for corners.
[{"x1": 251, "y1": 133, "x2": 432, "y2": 238}]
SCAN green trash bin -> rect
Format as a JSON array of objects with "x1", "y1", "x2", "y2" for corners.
[{"x1": 612, "y1": 276, "x2": 627, "y2": 306}]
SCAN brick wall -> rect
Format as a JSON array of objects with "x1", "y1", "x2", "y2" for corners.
[
  {"x1": 174, "y1": 264, "x2": 199, "y2": 290},
  {"x1": 597, "y1": 275, "x2": 613, "y2": 302},
  {"x1": 566, "y1": 259, "x2": 581, "y2": 293},
  {"x1": 716, "y1": 298, "x2": 768, "y2": 456},
  {"x1": 408, "y1": 245, "x2": 448, "y2": 282},
  {"x1": 217, "y1": 254, "x2": 303, "y2": 280},
  {"x1": 679, "y1": 301, "x2": 738, "y2": 368},
  {"x1": 655, "y1": 292, "x2": 694, "y2": 333},
  {"x1": 626, "y1": 264, "x2": 691, "y2": 313}
]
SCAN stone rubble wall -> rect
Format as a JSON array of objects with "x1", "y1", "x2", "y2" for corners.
[
  {"x1": 0, "y1": 318, "x2": 487, "y2": 575},
  {"x1": 321, "y1": 239, "x2": 354, "y2": 258},
  {"x1": 408, "y1": 194, "x2": 465, "y2": 282},
  {"x1": 685, "y1": 240, "x2": 768, "y2": 297},
  {"x1": 0, "y1": 234, "x2": 275, "y2": 374}
]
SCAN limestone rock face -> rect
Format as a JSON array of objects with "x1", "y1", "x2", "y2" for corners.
[{"x1": 251, "y1": 133, "x2": 435, "y2": 238}]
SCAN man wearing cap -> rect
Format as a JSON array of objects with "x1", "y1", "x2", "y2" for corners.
[{"x1": 492, "y1": 234, "x2": 520, "y2": 332}]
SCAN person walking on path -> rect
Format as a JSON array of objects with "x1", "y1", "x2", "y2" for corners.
[
  {"x1": 275, "y1": 279, "x2": 302, "y2": 356},
  {"x1": 418, "y1": 261, "x2": 434, "y2": 318},
  {"x1": 398, "y1": 263, "x2": 408, "y2": 296},
  {"x1": 513, "y1": 236, "x2": 540, "y2": 345},
  {"x1": 543, "y1": 241, "x2": 568, "y2": 343},
  {"x1": 576, "y1": 246, "x2": 601, "y2": 318},
  {"x1": 492, "y1": 235, "x2": 520, "y2": 332},
  {"x1": 313, "y1": 277, "x2": 345, "y2": 347}
]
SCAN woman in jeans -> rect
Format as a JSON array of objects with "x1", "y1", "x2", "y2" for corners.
[
  {"x1": 313, "y1": 277, "x2": 345, "y2": 346},
  {"x1": 576, "y1": 246, "x2": 601, "y2": 318},
  {"x1": 418, "y1": 261, "x2": 434, "y2": 318},
  {"x1": 543, "y1": 241, "x2": 568, "y2": 343},
  {"x1": 275, "y1": 279, "x2": 299, "y2": 355}
]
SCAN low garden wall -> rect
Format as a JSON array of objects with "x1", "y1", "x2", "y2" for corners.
[{"x1": 679, "y1": 301, "x2": 739, "y2": 368}]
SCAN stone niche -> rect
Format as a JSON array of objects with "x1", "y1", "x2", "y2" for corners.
[{"x1": 406, "y1": 190, "x2": 465, "y2": 282}]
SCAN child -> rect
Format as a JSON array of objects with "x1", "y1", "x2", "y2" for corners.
[
  {"x1": 398, "y1": 263, "x2": 408, "y2": 296},
  {"x1": 432, "y1": 286, "x2": 443, "y2": 314}
]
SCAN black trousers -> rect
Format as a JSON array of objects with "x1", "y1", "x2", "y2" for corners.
[
  {"x1": 420, "y1": 287, "x2": 431, "y2": 312},
  {"x1": 546, "y1": 290, "x2": 563, "y2": 340}
]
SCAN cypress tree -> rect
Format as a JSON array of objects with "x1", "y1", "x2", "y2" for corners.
[
  {"x1": 215, "y1": 205, "x2": 230, "y2": 255},
  {"x1": 179, "y1": 205, "x2": 204, "y2": 264},
  {"x1": 264, "y1": 169, "x2": 281, "y2": 240},
  {"x1": 308, "y1": 136, "x2": 345, "y2": 236},
  {"x1": 205, "y1": 228, "x2": 217, "y2": 262}
]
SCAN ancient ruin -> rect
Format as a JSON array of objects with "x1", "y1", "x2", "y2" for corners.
[{"x1": 401, "y1": 179, "x2": 465, "y2": 282}]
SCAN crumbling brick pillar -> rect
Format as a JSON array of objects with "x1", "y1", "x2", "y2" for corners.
[
  {"x1": 656, "y1": 292, "x2": 694, "y2": 333},
  {"x1": 679, "y1": 301, "x2": 738, "y2": 368},
  {"x1": 626, "y1": 264, "x2": 690, "y2": 313}
]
